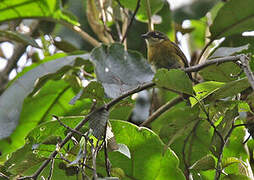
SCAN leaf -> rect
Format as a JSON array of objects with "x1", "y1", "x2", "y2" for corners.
[
  {"x1": 115, "y1": 144, "x2": 131, "y2": 159},
  {"x1": 209, "y1": 44, "x2": 249, "y2": 59},
  {"x1": 200, "y1": 62, "x2": 241, "y2": 82},
  {"x1": 190, "y1": 154, "x2": 216, "y2": 171},
  {"x1": 90, "y1": 43, "x2": 154, "y2": 98},
  {"x1": 0, "y1": 30, "x2": 40, "y2": 48},
  {"x1": 153, "y1": 69, "x2": 193, "y2": 95},
  {"x1": 118, "y1": 0, "x2": 164, "y2": 22},
  {"x1": 222, "y1": 157, "x2": 242, "y2": 169},
  {"x1": 220, "y1": 34, "x2": 254, "y2": 54},
  {"x1": 0, "y1": 80, "x2": 92, "y2": 160},
  {"x1": 0, "y1": 0, "x2": 79, "y2": 25},
  {"x1": 210, "y1": 107, "x2": 238, "y2": 157},
  {"x1": 96, "y1": 120, "x2": 185, "y2": 179},
  {"x1": 210, "y1": 0, "x2": 254, "y2": 40},
  {"x1": 210, "y1": 78, "x2": 250, "y2": 100},
  {"x1": 190, "y1": 81, "x2": 225, "y2": 107},
  {"x1": 0, "y1": 54, "x2": 89, "y2": 138},
  {"x1": 172, "y1": 0, "x2": 218, "y2": 23}
]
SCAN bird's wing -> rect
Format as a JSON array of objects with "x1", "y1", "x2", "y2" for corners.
[{"x1": 171, "y1": 41, "x2": 189, "y2": 68}]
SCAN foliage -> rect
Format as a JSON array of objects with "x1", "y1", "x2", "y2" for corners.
[{"x1": 0, "y1": 0, "x2": 254, "y2": 179}]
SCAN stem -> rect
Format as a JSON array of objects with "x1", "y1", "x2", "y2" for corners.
[
  {"x1": 140, "y1": 96, "x2": 183, "y2": 127},
  {"x1": 145, "y1": 0, "x2": 153, "y2": 31}
]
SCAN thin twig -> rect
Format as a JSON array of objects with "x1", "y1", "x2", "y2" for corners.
[
  {"x1": 215, "y1": 121, "x2": 236, "y2": 180},
  {"x1": 105, "y1": 82, "x2": 155, "y2": 110},
  {"x1": 104, "y1": 124, "x2": 111, "y2": 176},
  {"x1": 71, "y1": 25, "x2": 101, "y2": 47},
  {"x1": 239, "y1": 55, "x2": 254, "y2": 90},
  {"x1": 140, "y1": 96, "x2": 183, "y2": 127},
  {"x1": 53, "y1": 115, "x2": 86, "y2": 137},
  {"x1": 121, "y1": 0, "x2": 141, "y2": 43},
  {"x1": 47, "y1": 159, "x2": 54, "y2": 180},
  {"x1": 145, "y1": 0, "x2": 153, "y2": 31}
]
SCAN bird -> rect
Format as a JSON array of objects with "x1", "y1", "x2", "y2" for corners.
[{"x1": 142, "y1": 30, "x2": 191, "y2": 73}]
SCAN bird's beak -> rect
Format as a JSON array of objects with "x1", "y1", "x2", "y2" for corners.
[{"x1": 141, "y1": 32, "x2": 149, "y2": 39}]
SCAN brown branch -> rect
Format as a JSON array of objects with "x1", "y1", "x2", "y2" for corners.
[
  {"x1": 184, "y1": 54, "x2": 243, "y2": 73},
  {"x1": 71, "y1": 25, "x2": 101, "y2": 47},
  {"x1": 121, "y1": 0, "x2": 141, "y2": 43},
  {"x1": 145, "y1": 0, "x2": 153, "y2": 31},
  {"x1": 105, "y1": 82, "x2": 155, "y2": 110},
  {"x1": 140, "y1": 96, "x2": 183, "y2": 127}
]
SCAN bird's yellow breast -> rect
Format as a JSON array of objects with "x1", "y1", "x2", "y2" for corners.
[{"x1": 147, "y1": 40, "x2": 184, "y2": 70}]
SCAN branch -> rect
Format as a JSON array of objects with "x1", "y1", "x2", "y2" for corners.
[
  {"x1": 145, "y1": 0, "x2": 153, "y2": 31},
  {"x1": 239, "y1": 55, "x2": 254, "y2": 90},
  {"x1": 71, "y1": 25, "x2": 101, "y2": 47},
  {"x1": 105, "y1": 82, "x2": 155, "y2": 110},
  {"x1": 121, "y1": 0, "x2": 141, "y2": 43},
  {"x1": 140, "y1": 96, "x2": 183, "y2": 127},
  {"x1": 184, "y1": 54, "x2": 243, "y2": 73}
]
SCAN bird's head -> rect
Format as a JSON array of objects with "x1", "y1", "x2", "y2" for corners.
[{"x1": 142, "y1": 31, "x2": 169, "y2": 46}]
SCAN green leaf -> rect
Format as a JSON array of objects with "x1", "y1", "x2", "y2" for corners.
[
  {"x1": 0, "y1": 0, "x2": 79, "y2": 25},
  {"x1": 209, "y1": 44, "x2": 249, "y2": 59},
  {"x1": 190, "y1": 154, "x2": 216, "y2": 171},
  {"x1": 222, "y1": 157, "x2": 242, "y2": 169},
  {"x1": 210, "y1": 107, "x2": 238, "y2": 157},
  {"x1": 220, "y1": 34, "x2": 254, "y2": 54},
  {"x1": 200, "y1": 62, "x2": 241, "y2": 82},
  {"x1": 0, "y1": 54, "x2": 89, "y2": 139},
  {"x1": 172, "y1": 0, "x2": 218, "y2": 23},
  {"x1": 155, "y1": 2, "x2": 172, "y2": 34},
  {"x1": 0, "y1": 80, "x2": 92, "y2": 160},
  {"x1": 190, "y1": 81, "x2": 225, "y2": 107},
  {"x1": 210, "y1": 78, "x2": 250, "y2": 100},
  {"x1": 96, "y1": 120, "x2": 185, "y2": 179},
  {"x1": 80, "y1": 81, "x2": 105, "y2": 103},
  {"x1": 153, "y1": 69, "x2": 193, "y2": 95},
  {"x1": 118, "y1": 0, "x2": 164, "y2": 22},
  {"x1": 0, "y1": 30, "x2": 40, "y2": 48},
  {"x1": 210, "y1": 0, "x2": 254, "y2": 40},
  {"x1": 90, "y1": 43, "x2": 154, "y2": 98}
]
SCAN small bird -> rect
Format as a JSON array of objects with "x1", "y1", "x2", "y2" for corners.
[{"x1": 142, "y1": 30, "x2": 190, "y2": 71}]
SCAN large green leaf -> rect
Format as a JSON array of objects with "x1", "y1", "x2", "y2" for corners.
[
  {"x1": 0, "y1": 54, "x2": 89, "y2": 140},
  {"x1": 90, "y1": 43, "x2": 154, "y2": 98},
  {"x1": 0, "y1": 0, "x2": 79, "y2": 25},
  {"x1": 153, "y1": 69, "x2": 193, "y2": 95},
  {"x1": 118, "y1": 0, "x2": 164, "y2": 22},
  {"x1": 210, "y1": 0, "x2": 254, "y2": 40},
  {"x1": 97, "y1": 120, "x2": 185, "y2": 179}
]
